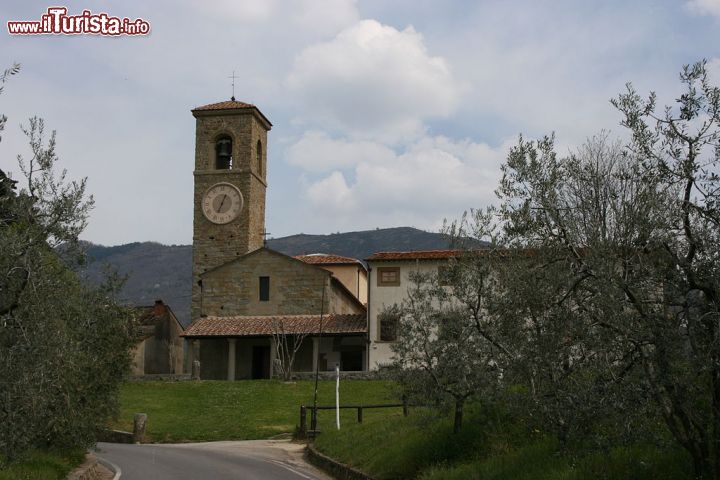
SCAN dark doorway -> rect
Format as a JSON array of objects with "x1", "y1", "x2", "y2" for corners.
[
  {"x1": 252, "y1": 345, "x2": 271, "y2": 379},
  {"x1": 341, "y1": 350, "x2": 363, "y2": 371}
]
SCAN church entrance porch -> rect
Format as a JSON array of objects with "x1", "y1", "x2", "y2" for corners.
[
  {"x1": 185, "y1": 334, "x2": 367, "y2": 380},
  {"x1": 182, "y1": 313, "x2": 369, "y2": 380}
]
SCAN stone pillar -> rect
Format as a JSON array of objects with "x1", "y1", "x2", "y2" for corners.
[
  {"x1": 312, "y1": 336, "x2": 320, "y2": 373},
  {"x1": 227, "y1": 338, "x2": 236, "y2": 381},
  {"x1": 269, "y1": 337, "x2": 276, "y2": 379},
  {"x1": 184, "y1": 338, "x2": 191, "y2": 373},
  {"x1": 191, "y1": 339, "x2": 201, "y2": 379},
  {"x1": 133, "y1": 413, "x2": 147, "y2": 443}
]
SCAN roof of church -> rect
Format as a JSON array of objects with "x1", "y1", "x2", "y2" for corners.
[
  {"x1": 191, "y1": 99, "x2": 273, "y2": 128},
  {"x1": 181, "y1": 313, "x2": 366, "y2": 338},
  {"x1": 294, "y1": 253, "x2": 364, "y2": 266},
  {"x1": 366, "y1": 249, "x2": 464, "y2": 261},
  {"x1": 192, "y1": 99, "x2": 255, "y2": 111}
]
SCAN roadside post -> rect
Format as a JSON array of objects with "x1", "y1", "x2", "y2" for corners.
[{"x1": 335, "y1": 363, "x2": 340, "y2": 430}]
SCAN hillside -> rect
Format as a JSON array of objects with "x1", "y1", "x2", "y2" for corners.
[{"x1": 80, "y1": 227, "x2": 457, "y2": 326}]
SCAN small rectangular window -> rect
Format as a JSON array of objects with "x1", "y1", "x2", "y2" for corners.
[
  {"x1": 377, "y1": 267, "x2": 400, "y2": 286},
  {"x1": 379, "y1": 312, "x2": 399, "y2": 342},
  {"x1": 259, "y1": 276, "x2": 270, "y2": 301},
  {"x1": 437, "y1": 265, "x2": 454, "y2": 286}
]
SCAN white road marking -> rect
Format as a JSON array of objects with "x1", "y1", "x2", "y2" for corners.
[{"x1": 267, "y1": 459, "x2": 315, "y2": 479}]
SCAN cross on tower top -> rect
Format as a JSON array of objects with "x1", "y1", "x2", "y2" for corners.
[{"x1": 228, "y1": 70, "x2": 238, "y2": 101}]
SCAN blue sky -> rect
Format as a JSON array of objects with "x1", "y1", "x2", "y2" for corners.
[{"x1": 1, "y1": 0, "x2": 719, "y2": 245}]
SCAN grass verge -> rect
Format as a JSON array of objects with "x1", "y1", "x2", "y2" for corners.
[
  {"x1": 110, "y1": 379, "x2": 397, "y2": 442},
  {"x1": 313, "y1": 403, "x2": 693, "y2": 480},
  {"x1": 0, "y1": 449, "x2": 85, "y2": 480}
]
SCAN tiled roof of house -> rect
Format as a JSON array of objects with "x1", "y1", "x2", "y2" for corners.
[
  {"x1": 294, "y1": 253, "x2": 364, "y2": 266},
  {"x1": 182, "y1": 314, "x2": 366, "y2": 337},
  {"x1": 366, "y1": 248, "x2": 541, "y2": 262},
  {"x1": 366, "y1": 250, "x2": 465, "y2": 261},
  {"x1": 192, "y1": 100, "x2": 255, "y2": 111}
]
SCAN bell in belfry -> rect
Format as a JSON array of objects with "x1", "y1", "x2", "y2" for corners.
[{"x1": 216, "y1": 138, "x2": 232, "y2": 169}]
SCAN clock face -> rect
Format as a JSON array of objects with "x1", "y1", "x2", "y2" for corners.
[{"x1": 202, "y1": 183, "x2": 243, "y2": 224}]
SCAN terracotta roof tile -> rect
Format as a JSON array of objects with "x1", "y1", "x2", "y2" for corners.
[
  {"x1": 366, "y1": 248, "x2": 540, "y2": 262},
  {"x1": 192, "y1": 100, "x2": 255, "y2": 111},
  {"x1": 182, "y1": 314, "x2": 366, "y2": 338},
  {"x1": 366, "y1": 250, "x2": 464, "y2": 261},
  {"x1": 294, "y1": 254, "x2": 363, "y2": 266}
]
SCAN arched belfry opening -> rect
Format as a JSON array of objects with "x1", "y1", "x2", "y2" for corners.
[
  {"x1": 256, "y1": 140, "x2": 262, "y2": 175},
  {"x1": 216, "y1": 136, "x2": 233, "y2": 169}
]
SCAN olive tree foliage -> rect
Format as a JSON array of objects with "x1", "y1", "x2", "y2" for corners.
[
  {"x1": 389, "y1": 212, "x2": 511, "y2": 433},
  {"x1": 390, "y1": 273, "x2": 500, "y2": 433},
  {"x1": 496, "y1": 60, "x2": 720, "y2": 478},
  {"x1": 0, "y1": 68, "x2": 135, "y2": 460}
]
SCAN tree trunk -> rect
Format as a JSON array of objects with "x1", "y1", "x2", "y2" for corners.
[
  {"x1": 453, "y1": 397, "x2": 464, "y2": 434},
  {"x1": 712, "y1": 348, "x2": 720, "y2": 480}
]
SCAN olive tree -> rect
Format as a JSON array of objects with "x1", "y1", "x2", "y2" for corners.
[
  {"x1": 497, "y1": 60, "x2": 720, "y2": 478},
  {"x1": 1, "y1": 73, "x2": 135, "y2": 459},
  {"x1": 389, "y1": 211, "x2": 514, "y2": 433},
  {"x1": 390, "y1": 267, "x2": 504, "y2": 433}
]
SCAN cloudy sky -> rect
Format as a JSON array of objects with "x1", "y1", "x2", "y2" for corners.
[{"x1": 1, "y1": 0, "x2": 719, "y2": 246}]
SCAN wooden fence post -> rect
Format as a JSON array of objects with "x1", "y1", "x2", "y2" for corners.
[
  {"x1": 310, "y1": 406, "x2": 318, "y2": 432},
  {"x1": 402, "y1": 396, "x2": 408, "y2": 417},
  {"x1": 299, "y1": 405, "x2": 307, "y2": 438},
  {"x1": 357, "y1": 407, "x2": 363, "y2": 424}
]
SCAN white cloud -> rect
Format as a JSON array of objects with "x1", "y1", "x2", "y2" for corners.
[
  {"x1": 285, "y1": 131, "x2": 395, "y2": 172},
  {"x1": 306, "y1": 171, "x2": 357, "y2": 212},
  {"x1": 294, "y1": 134, "x2": 510, "y2": 231},
  {"x1": 287, "y1": 19, "x2": 462, "y2": 143},
  {"x1": 686, "y1": 0, "x2": 720, "y2": 18},
  {"x1": 707, "y1": 57, "x2": 720, "y2": 84}
]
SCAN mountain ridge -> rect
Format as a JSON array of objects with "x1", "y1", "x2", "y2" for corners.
[{"x1": 79, "y1": 226, "x2": 462, "y2": 327}]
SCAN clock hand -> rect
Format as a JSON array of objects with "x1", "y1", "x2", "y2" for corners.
[{"x1": 218, "y1": 194, "x2": 227, "y2": 212}]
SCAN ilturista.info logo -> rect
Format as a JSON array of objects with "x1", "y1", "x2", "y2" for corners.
[{"x1": 7, "y1": 7, "x2": 150, "y2": 36}]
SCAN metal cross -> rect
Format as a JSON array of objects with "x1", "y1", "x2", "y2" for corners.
[
  {"x1": 261, "y1": 229, "x2": 272, "y2": 247},
  {"x1": 228, "y1": 70, "x2": 238, "y2": 101}
]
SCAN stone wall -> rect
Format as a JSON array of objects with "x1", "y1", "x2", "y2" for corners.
[
  {"x1": 291, "y1": 370, "x2": 386, "y2": 381},
  {"x1": 202, "y1": 249, "x2": 334, "y2": 317},
  {"x1": 198, "y1": 338, "x2": 229, "y2": 380}
]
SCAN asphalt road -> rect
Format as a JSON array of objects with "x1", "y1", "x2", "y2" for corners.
[{"x1": 96, "y1": 440, "x2": 333, "y2": 480}]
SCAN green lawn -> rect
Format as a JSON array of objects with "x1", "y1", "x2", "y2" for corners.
[
  {"x1": 111, "y1": 379, "x2": 397, "y2": 442},
  {"x1": 0, "y1": 449, "x2": 85, "y2": 480},
  {"x1": 313, "y1": 404, "x2": 693, "y2": 480},
  {"x1": 113, "y1": 380, "x2": 692, "y2": 479}
]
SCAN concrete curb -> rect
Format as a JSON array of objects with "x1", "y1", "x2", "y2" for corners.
[
  {"x1": 305, "y1": 443, "x2": 373, "y2": 480},
  {"x1": 67, "y1": 453, "x2": 121, "y2": 480},
  {"x1": 96, "y1": 455, "x2": 122, "y2": 480}
]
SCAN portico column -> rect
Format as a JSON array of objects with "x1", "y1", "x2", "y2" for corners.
[
  {"x1": 227, "y1": 338, "x2": 237, "y2": 381},
  {"x1": 312, "y1": 337, "x2": 320, "y2": 373}
]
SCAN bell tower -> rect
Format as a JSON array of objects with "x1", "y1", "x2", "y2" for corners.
[{"x1": 190, "y1": 99, "x2": 272, "y2": 321}]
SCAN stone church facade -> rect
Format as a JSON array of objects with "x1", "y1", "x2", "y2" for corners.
[{"x1": 182, "y1": 100, "x2": 368, "y2": 380}]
